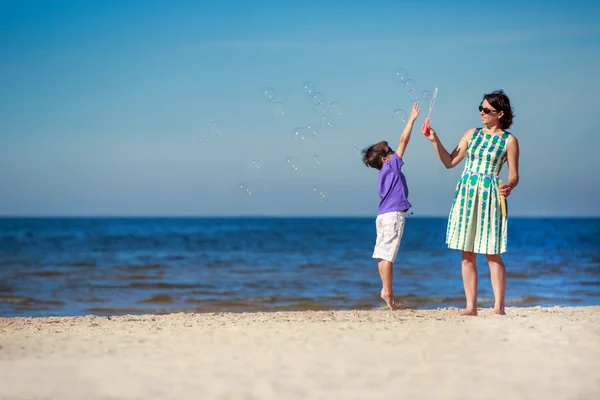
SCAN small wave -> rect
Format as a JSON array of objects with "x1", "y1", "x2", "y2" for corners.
[
  {"x1": 92, "y1": 282, "x2": 216, "y2": 290},
  {"x1": 401, "y1": 293, "x2": 465, "y2": 304},
  {"x1": 117, "y1": 274, "x2": 163, "y2": 281},
  {"x1": 86, "y1": 307, "x2": 157, "y2": 315},
  {"x1": 29, "y1": 271, "x2": 64, "y2": 277},
  {"x1": 489, "y1": 296, "x2": 556, "y2": 305},
  {"x1": 506, "y1": 268, "x2": 566, "y2": 279},
  {"x1": 578, "y1": 281, "x2": 600, "y2": 286},
  {"x1": 0, "y1": 295, "x2": 65, "y2": 307},
  {"x1": 0, "y1": 295, "x2": 33, "y2": 304},
  {"x1": 583, "y1": 266, "x2": 600, "y2": 275},
  {"x1": 138, "y1": 294, "x2": 175, "y2": 304},
  {"x1": 115, "y1": 264, "x2": 168, "y2": 272},
  {"x1": 0, "y1": 283, "x2": 16, "y2": 293},
  {"x1": 74, "y1": 297, "x2": 106, "y2": 303},
  {"x1": 65, "y1": 261, "x2": 97, "y2": 267},
  {"x1": 204, "y1": 261, "x2": 234, "y2": 269},
  {"x1": 129, "y1": 282, "x2": 215, "y2": 290},
  {"x1": 568, "y1": 289, "x2": 597, "y2": 298},
  {"x1": 299, "y1": 263, "x2": 328, "y2": 270}
]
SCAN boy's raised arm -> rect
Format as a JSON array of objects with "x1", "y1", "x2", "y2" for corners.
[{"x1": 395, "y1": 103, "x2": 420, "y2": 159}]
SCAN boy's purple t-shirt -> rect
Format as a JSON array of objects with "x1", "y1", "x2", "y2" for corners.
[{"x1": 378, "y1": 153, "x2": 411, "y2": 214}]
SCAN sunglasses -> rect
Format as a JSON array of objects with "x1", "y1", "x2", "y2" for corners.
[
  {"x1": 384, "y1": 147, "x2": 394, "y2": 156},
  {"x1": 479, "y1": 105, "x2": 498, "y2": 115}
]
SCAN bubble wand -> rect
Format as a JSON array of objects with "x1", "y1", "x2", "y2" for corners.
[{"x1": 422, "y1": 87, "x2": 438, "y2": 136}]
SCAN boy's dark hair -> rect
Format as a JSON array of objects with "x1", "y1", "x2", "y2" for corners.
[
  {"x1": 483, "y1": 90, "x2": 514, "y2": 130},
  {"x1": 361, "y1": 141, "x2": 390, "y2": 170}
]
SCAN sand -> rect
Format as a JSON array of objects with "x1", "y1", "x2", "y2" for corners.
[{"x1": 1, "y1": 306, "x2": 599, "y2": 400}]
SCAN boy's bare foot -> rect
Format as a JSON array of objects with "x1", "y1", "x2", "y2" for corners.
[
  {"x1": 380, "y1": 289, "x2": 396, "y2": 310},
  {"x1": 492, "y1": 307, "x2": 506, "y2": 315},
  {"x1": 460, "y1": 308, "x2": 478, "y2": 316}
]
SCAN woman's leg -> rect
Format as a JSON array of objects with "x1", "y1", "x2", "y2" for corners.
[
  {"x1": 378, "y1": 259, "x2": 395, "y2": 310},
  {"x1": 461, "y1": 251, "x2": 478, "y2": 316},
  {"x1": 485, "y1": 254, "x2": 507, "y2": 315}
]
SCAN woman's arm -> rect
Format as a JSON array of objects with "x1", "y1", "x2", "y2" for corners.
[
  {"x1": 500, "y1": 135, "x2": 520, "y2": 197},
  {"x1": 426, "y1": 128, "x2": 474, "y2": 169}
]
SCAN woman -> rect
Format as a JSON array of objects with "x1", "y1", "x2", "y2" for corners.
[{"x1": 423, "y1": 90, "x2": 520, "y2": 316}]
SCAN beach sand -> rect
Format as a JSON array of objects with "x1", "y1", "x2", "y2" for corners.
[{"x1": 1, "y1": 306, "x2": 599, "y2": 400}]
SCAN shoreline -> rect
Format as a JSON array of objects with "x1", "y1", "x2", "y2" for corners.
[
  {"x1": 1, "y1": 304, "x2": 597, "y2": 319},
  {"x1": 1, "y1": 306, "x2": 599, "y2": 399},
  {"x1": 3, "y1": 296, "x2": 597, "y2": 319},
  {"x1": 2, "y1": 304, "x2": 599, "y2": 320}
]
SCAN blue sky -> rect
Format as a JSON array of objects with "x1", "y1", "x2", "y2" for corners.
[{"x1": 1, "y1": 0, "x2": 599, "y2": 216}]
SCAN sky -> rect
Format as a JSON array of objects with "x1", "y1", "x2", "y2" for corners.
[{"x1": 1, "y1": 0, "x2": 599, "y2": 217}]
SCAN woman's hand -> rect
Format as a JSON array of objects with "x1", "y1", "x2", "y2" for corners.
[
  {"x1": 423, "y1": 124, "x2": 437, "y2": 142},
  {"x1": 499, "y1": 184, "x2": 512, "y2": 197}
]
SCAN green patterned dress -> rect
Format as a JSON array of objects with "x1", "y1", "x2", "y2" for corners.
[{"x1": 446, "y1": 128, "x2": 510, "y2": 254}]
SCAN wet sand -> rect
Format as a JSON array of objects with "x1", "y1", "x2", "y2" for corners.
[{"x1": 1, "y1": 306, "x2": 599, "y2": 400}]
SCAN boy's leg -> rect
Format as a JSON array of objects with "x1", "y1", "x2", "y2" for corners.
[
  {"x1": 373, "y1": 211, "x2": 405, "y2": 310},
  {"x1": 378, "y1": 259, "x2": 395, "y2": 310}
]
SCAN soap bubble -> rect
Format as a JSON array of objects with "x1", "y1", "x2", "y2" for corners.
[
  {"x1": 302, "y1": 81, "x2": 315, "y2": 96},
  {"x1": 404, "y1": 79, "x2": 417, "y2": 93},
  {"x1": 292, "y1": 127, "x2": 309, "y2": 143},
  {"x1": 393, "y1": 68, "x2": 409, "y2": 84},
  {"x1": 238, "y1": 181, "x2": 253, "y2": 196},
  {"x1": 199, "y1": 136, "x2": 207, "y2": 147},
  {"x1": 315, "y1": 100, "x2": 329, "y2": 114},
  {"x1": 312, "y1": 185, "x2": 327, "y2": 202},
  {"x1": 272, "y1": 101, "x2": 285, "y2": 116},
  {"x1": 421, "y1": 90, "x2": 433, "y2": 103},
  {"x1": 320, "y1": 113, "x2": 333, "y2": 128},
  {"x1": 251, "y1": 159, "x2": 261, "y2": 169},
  {"x1": 312, "y1": 92, "x2": 326, "y2": 106},
  {"x1": 408, "y1": 88, "x2": 420, "y2": 104},
  {"x1": 312, "y1": 154, "x2": 321, "y2": 165},
  {"x1": 285, "y1": 156, "x2": 300, "y2": 171},
  {"x1": 210, "y1": 121, "x2": 223, "y2": 136},
  {"x1": 306, "y1": 124, "x2": 319, "y2": 138},
  {"x1": 261, "y1": 87, "x2": 277, "y2": 101},
  {"x1": 392, "y1": 109, "x2": 408, "y2": 124},
  {"x1": 329, "y1": 102, "x2": 344, "y2": 117},
  {"x1": 353, "y1": 146, "x2": 362, "y2": 155}
]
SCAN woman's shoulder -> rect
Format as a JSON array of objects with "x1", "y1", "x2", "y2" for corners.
[
  {"x1": 505, "y1": 131, "x2": 518, "y2": 141},
  {"x1": 505, "y1": 132, "x2": 519, "y2": 148},
  {"x1": 463, "y1": 127, "x2": 479, "y2": 139}
]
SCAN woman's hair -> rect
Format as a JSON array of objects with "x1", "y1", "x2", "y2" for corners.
[
  {"x1": 361, "y1": 141, "x2": 390, "y2": 170},
  {"x1": 483, "y1": 90, "x2": 514, "y2": 130}
]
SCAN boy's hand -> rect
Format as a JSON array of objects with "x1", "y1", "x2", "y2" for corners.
[{"x1": 409, "y1": 103, "x2": 420, "y2": 122}]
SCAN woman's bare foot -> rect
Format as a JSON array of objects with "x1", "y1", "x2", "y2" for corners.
[
  {"x1": 460, "y1": 308, "x2": 478, "y2": 316},
  {"x1": 492, "y1": 307, "x2": 506, "y2": 315},
  {"x1": 380, "y1": 289, "x2": 396, "y2": 310}
]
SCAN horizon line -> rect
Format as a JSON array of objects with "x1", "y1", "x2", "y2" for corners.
[{"x1": 0, "y1": 215, "x2": 598, "y2": 219}]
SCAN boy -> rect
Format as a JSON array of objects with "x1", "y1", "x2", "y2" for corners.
[{"x1": 361, "y1": 104, "x2": 420, "y2": 309}]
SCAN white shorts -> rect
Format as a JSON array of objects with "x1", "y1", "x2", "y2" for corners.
[{"x1": 372, "y1": 211, "x2": 406, "y2": 263}]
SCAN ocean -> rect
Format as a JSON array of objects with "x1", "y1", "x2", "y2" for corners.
[{"x1": 0, "y1": 217, "x2": 598, "y2": 317}]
